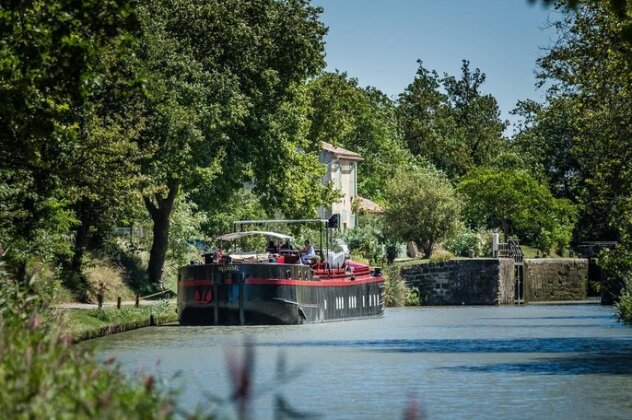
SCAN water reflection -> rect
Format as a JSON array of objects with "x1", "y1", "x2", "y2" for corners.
[
  {"x1": 481, "y1": 315, "x2": 614, "y2": 320},
  {"x1": 258, "y1": 337, "x2": 632, "y2": 354},
  {"x1": 443, "y1": 354, "x2": 632, "y2": 375}
]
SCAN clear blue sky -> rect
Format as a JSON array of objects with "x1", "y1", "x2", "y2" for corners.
[{"x1": 312, "y1": 0, "x2": 561, "y2": 132}]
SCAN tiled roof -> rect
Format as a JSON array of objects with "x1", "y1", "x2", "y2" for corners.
[{"x1": 320, "y1": 141, "x2": 363, "y2": 161}]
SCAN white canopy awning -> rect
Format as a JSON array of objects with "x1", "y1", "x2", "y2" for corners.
[{"x1": 215, "y1": 231, "x2": 293, "y2": 242}]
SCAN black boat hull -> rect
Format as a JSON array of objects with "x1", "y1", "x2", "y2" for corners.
[{"x1": 177, "y1": 263, "x2": 384, "y2": 325}]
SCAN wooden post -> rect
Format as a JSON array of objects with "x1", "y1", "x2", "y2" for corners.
[
  {"x1": 238, "y1": 273, "x2": 245, "y2": 326},
  {"x1": 213, "y1": 276, "x2": 219, "y2": 325},
  {"x1": 117, "y1": 296, "x2": 121, "y2": 309},
  {"x1": 135, "y1": 294, "x2": 140, "y2": 308},
  {"x1": 96, "y1": 282, "x2": 105, "y2": 309}
]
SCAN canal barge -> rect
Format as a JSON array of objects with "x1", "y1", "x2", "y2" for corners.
[{"x1": 177, "y1": 219, "x2": 384, "y2": 325}]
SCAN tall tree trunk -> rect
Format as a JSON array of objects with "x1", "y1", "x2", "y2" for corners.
[
  {"x1": 145, "y1": 181, "x2": 179, "y2": 286},
  {"x1": 67, "y1": 201, "x2": 91, "y2": 302},
  {"x1": 422, "y1": 241, "x2": 433, "y2": 259},
  {"x1": 71, "y1": 199, "x2": 91, "y2": 273},
  {"x1": 501, "y1": 219, "x2": 509, "y2": 243}
]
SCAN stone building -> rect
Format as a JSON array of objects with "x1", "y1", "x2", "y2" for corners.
[{"x1": 317, "y1": 141, "x2": 362, "y2": 230}]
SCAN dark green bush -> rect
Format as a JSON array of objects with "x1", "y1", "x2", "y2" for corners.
[
  {"x1": 615, "y1": 283, "x2": 632, "y2": 324},
  {"x1": 601, "y1": 240, "x2": 632, "y2": 321}
]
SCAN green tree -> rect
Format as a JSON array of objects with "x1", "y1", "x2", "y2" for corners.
[
  {"x1": 64, "y1": 44, "x2": 148, "y2": 287},
  {"x1": 510, "y1": 98, "x2": 581, "y2": 201},
  {"x1": 0, "y1": 0, "x2": 139, "y2": 282},
  {"x1": 306, "y1": 72, "x2": 411, "y2": 202},
  {"x1": 384, "y1": 165, "x2": 463, "y2": 258},
  {"x1": 246, "y1": 83, "x2": 337, "y2": 219},
  {"x1": 530, "y1": 0, "x2": 632, "y2": 42},
  {"x1": 396, "y1": 62, "x2": 464, "y2": 178},
  {"x1": 398, "y1": 60, "x2": 507, "y2": 180},
  {"x1": 202, "y1": 188, "x2": 270, "y2": 238},
  {"x1": 458, "y1": 167, "x2": 577, "y2": 252},
  {"x1": 442, "y1": 60, "x2": 508, "y2": 171},
  {"x1": 135, "y1": 0, "x2": 330, "y2": 285},
  {"x1": 534, "y1": 1, "x2": 632, "y2": 242}
]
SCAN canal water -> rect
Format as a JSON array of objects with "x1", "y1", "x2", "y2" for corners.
[{"x1": 93, "y1": 304, "x2": 632, "y2": 419}]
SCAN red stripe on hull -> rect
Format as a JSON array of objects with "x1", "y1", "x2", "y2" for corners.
[
  {"x1": 179, "y1": 275, "x2": 382, "y2": 288},
  {"x1": 180, "y1": 279, "x2": 213, "y2": 286},
  {"x1": 244, "y1": 276, "x2": 381, "y2": 287}
]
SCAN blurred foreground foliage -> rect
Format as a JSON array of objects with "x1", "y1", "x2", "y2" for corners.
[{"x1": 0, "y1": 255, "x2": 177, "y2": 418}]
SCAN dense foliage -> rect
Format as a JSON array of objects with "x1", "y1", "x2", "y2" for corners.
[
  {"x1": 0, "y1": 0, "x2": 337, "y2": 291},
  {"x1": 1, "y1": 0, "x2": 630, "y2": 313},
  {"x1": 518, "y1": 1, "x2": 632, "y2": 297},
  {"x1": 134, "y1": 0, "x2": 333, "y2": 284},
  {"x1": 384, "y1": 165, "x2": 462, "y2": 258},
  {"x1": 397, "y1": 60, "x2": 507, "y2": 180},
  {"x1": 383, "y1": 267, "x2": 420, "y2": 307},
  {"x1": 306, "y1": 72, "x2": 412, "y2": 201},
  {"x1": 0, "y1": 0, "x2": 142, "y2": 286},
  {"x1": 458, "y1": 167, "x2": 577, "y2": 253}
]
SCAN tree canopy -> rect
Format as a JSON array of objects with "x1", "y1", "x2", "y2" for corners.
[
  {"x1": 397, "y1": 60, "x2": 507, "y2": 180},
  {"x1": 134, "y1": 0, "x2": 331, "y2": 284},
  {"x1": 458, "y1": 166, "x2": 577, "y2": 252},
  {"x1": 306, "y1": 72, "x2": 411, "y2": 202},
  {"x1": 0, "y1": 0, "x2": 141, "y2": 282},
  {"x1": 384, "y1": 165, "x2": 462, "y2": 258},
  {"x1": 516, "y1": 0, "x2": 632, "y2": 242}
]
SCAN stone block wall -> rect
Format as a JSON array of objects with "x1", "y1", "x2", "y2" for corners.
[
  {"x1": 399, "y1": 258, "x2": 515, "y2": 305},
  {"x1": 523, "y1": 258, "x2": 588, "y2": 302}
]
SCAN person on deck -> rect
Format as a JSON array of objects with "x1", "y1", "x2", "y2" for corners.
[
  {"x1": 280, "y1": 239, "x2": 292, "y2": 252},
  {"x1": 266, "y1": 240, "x2": 278, "y2": 254},
  {"x1": 300, "y1": 240, "x2": 316, "y2": 264}
]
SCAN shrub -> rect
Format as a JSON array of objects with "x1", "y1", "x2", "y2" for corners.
[
  {"x1": 429, "y1": 250, "x2": 455, "y2": 263},
  {"x1": 615, "y1": 282, "x2": 632, "y2": 325},
  {"x1": 444, "y1": 228, "x2": 481, "y2": 257},
  {"x1": 384, "y1": 239, "x2": 400, "y2": 265},
  {"x1": 599, "y1": 240, "x2": 632, "y2": 305},
  {"x1": 84, "y1": 259, "x2": 137, "y2": 302},
  {"x1": 478, "y1": 230, "x2": 496, "y2": 257},
  {"x1": 384, "y1": 267, "x2": 420, "y2": 307},
  {"x1": 344, "y1": 221, "x2": 384, "y2": 265}
]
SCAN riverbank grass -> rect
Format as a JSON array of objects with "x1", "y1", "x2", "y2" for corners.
[
  {"x1": 1, "y1": 270, "x2": 178, "y2": 417},
  {"x1": 59, "y1": 301, "x2": 178, "y2": 342}
]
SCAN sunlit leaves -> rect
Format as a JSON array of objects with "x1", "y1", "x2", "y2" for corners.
[
  {"x1": 306, "y1": 72, "x2": 411, "y2": 202},
  {"x1": 398, "y1": 60, "x2": 507, "y2": 180},
  {"x1": 458, "y1": 167, "x2": 577, "y2": 252},
  {"x1": 534, "y1": 0, "x2": 632, "y2": 241},
  {"x1": 384, "y1": 165, "x2": 463, "y2": 258}
]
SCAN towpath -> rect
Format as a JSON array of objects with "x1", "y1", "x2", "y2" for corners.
[{"x1": 56, "y1": 298, "x2": 172, "y2": 310}]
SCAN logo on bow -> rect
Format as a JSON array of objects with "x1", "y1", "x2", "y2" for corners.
[{"x1": 193, "y1": 288, "x2": 212, "y2": 304}]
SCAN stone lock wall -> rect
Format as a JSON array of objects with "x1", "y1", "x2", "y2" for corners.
[
  {"x1": 399, "y1": 258, "x2": 515, "y2": 305},
  {"x1": 523, "y1": 258, "x2": 588, "y2": 302}
]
